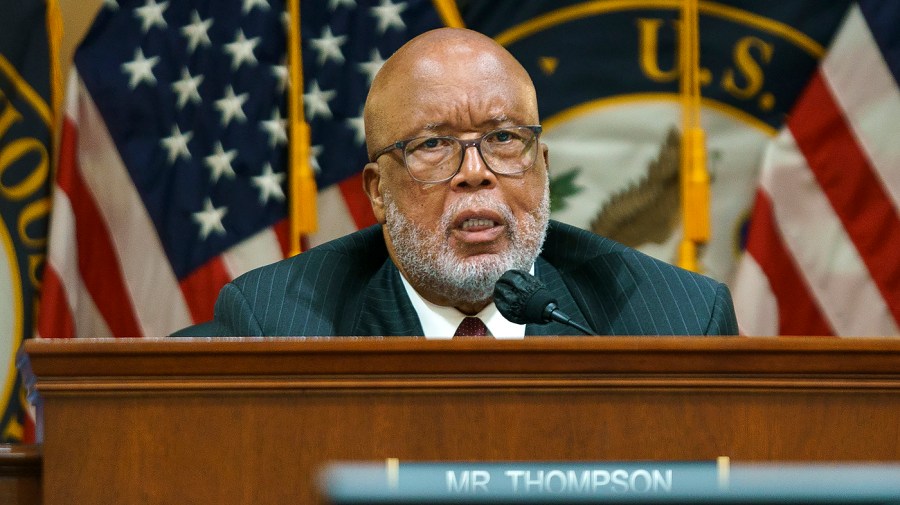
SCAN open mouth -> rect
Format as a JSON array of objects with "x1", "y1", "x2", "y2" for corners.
[
  {"x1": 461, "y1": 218, "x2": 497, "y2": 231},
  {"x1": 451, "y1": 210, "x2": 506, "y2": 244}
]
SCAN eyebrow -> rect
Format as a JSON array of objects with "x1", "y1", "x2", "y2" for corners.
[
  {"x1": 420, "y1": 115, "x2": 516, "y2": 133},
  {"x1": 489, "y1": 115, "x2": 512, "y2": 125}
]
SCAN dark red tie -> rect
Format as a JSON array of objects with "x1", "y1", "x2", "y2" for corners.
[{"x1": 454, "y1": 317, "x2": 488, "y2": 338}]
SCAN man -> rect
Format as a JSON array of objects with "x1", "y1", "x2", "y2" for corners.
[{"x1": 209, "y1": 28, "x2": 738, "y2": 337}]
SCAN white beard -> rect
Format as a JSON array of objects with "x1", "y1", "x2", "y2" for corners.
[{"x1": 384, "y1": 183, "x2": 550, "y2": 307}]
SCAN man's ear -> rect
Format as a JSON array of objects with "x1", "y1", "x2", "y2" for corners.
[
  {"x1": 541, "y1": 142, "x2": 549, "y2": 173},
  {"x1": 363, "y1": 162, "x2": 386, "y2": 224}
]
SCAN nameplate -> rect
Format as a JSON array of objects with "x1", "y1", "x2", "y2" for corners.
[
  {"x1": 322, "y1": 460, "x2": 721, "y2": 502},
  {"x1": 322, "y1": 460, "x2": 900, "y2": 503}
]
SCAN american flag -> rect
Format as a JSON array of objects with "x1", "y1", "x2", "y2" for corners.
[
  {"x1": 733, "y1": 0, "x2": 900, "y2": 336},
  {"x1": 300, "y1": 0, "x2": 445, "y2": 248},
  {"x1": 37, "y1": 0, "x2": 447, "y2": 338}
]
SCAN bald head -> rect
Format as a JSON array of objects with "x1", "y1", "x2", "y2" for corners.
[{"x1": 363, "y1": 28, "x2": 538, "y2": 159}]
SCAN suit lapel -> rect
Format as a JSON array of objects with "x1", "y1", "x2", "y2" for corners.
[
  {"x1": 525, "y1": 257, "x2": 595, "y2": 336},
  {"x1": 352, "y1": 250, "x2": 594, "y2": 337},
  {"x1": 353, "y1": 258, "x2": 424, "y2": 336}
]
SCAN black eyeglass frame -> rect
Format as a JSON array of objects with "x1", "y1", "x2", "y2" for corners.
[{"x1": 369, "y1": 125, "x2": 543, "y2": 183}]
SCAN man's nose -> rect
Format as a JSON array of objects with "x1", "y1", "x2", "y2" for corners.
[{"x1": 451, "y1": 145, "x2": 497, "y2": 189}]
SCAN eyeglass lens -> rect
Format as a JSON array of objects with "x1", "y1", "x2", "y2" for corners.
[{"x1": 404, "y1": 126, "x2": 538, "y2": 182}]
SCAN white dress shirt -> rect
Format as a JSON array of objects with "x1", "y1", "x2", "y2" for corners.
[{"x1": 398, "y1": 273, "x2": 526, "y2": 339}]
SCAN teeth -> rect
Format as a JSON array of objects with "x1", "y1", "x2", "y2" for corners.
[{"x1": 461, "y1": 218, "x2": 495, "y2": 230}]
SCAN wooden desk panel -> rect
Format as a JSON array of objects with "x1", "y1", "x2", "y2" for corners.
[
  {"x1": 0, "y1": 444, "x2": 41, "y2": 505},
  {"x1": 24, "y1": 337, "x2": 900, "y2": 504}
]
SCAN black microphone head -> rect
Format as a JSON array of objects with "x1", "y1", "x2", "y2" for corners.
[{"x1": 493, "y1": 270, "x2": 557, "y2": 324}]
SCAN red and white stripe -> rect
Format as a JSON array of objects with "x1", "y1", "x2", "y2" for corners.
[
  {"x1": 734, "y1": 4, "x2": 900, "y2": 336},
  {"x1": 306, "y1": 173, "x2": 376, "y2": 248},
  {"x1": 37, "y1": 71, "x2": 291, "y2": 338}
]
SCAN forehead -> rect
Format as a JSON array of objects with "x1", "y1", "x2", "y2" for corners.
[{"x1": 376, "y1": 49, "x2": 537, "y2": 136}]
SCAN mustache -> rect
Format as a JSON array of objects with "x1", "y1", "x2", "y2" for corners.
[{"x1": 439, "y1": 193, "x2": 517, "y2": 235}]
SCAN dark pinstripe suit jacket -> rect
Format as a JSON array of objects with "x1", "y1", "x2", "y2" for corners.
[{"x1": 212, "y1": 220, "x2": 738, "y2": 336}]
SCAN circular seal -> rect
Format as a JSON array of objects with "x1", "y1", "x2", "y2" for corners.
[{"x1": 0, "y1": 214, "x2": 23, "y2": 433}]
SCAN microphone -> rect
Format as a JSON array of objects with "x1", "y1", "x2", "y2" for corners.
[{"x1": 493, "y1": 270, "x2": 595, "y2": 335}]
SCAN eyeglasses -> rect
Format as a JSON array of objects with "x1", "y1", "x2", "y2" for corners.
[{"x1": 370, "y1": 125, "x2": 542, "y2": 183}]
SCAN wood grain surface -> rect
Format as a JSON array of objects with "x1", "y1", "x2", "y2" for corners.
[{"x1": 23, "y1": 337, "x2": 900, "y2": 504}]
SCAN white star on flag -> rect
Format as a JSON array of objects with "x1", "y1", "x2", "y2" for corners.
[
  {"x1": 310, "y1": 144, "x2": 323, "y2": 174},
  {"x1": 303, "y1": 80, "x2": 335, "y2": 120},
  {"x1": 121, "y1": 48, "x2": 160, "y2": 89},
  {"x1": 192, "y1": 198, "x2": 228, "y2": 239},
  {"x1": 252, "y1": 163, "x2": 286, "y2": 204},
  {"x1": 134, "y1": 0, "x2": 169, "y2": 33},
  {"x1": 328, "y1": 0, "x2": 356, "y2": 10},
  {"x1": 160, "y1": 124, "x2": 193, "y2": 163},
  {"x1": 370, "y1": 0, "x2": 406, "y2": 34},
  {"x1": 171, "y1": 67, "x2": 203, "y2": 109},
  {"x1": 310, "y1": 26, "x2": 347, "y2": 66},
  {"x1": 261, "y1": 109, "x2": 287, "y2": 148},
  {"x1": 243, "y1": 0, "x2": 270, "y2": 13},
  {"x1": 180, "y1": 10, "x2": 213, "y2": 54},
  {"x1": 357, "y1": 48, "x2": 385, "y2": 85},
  {"x1": 204, "y1": 141, "x2": 238, "y2": 183},
  {"x1": 345, "y1": 111, "x2": 365, "y2": 146},
  {"x1": 271, "y1": 63, "x2": 288, "y2": 92},
  {"x1": 224, "y1": 29, "x2": 261, "y2": 70},
  {"x1": 214, "y1": 85, "x2": 249, "y2": 127}
]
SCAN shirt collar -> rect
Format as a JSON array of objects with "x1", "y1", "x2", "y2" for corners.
[{"x1": 398, "y1": 269, "x2": 530, "y2": 339}]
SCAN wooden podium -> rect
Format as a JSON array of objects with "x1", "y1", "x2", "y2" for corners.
[{"x1": 22, "y1": 337, "x2": 900, "y2": 504}]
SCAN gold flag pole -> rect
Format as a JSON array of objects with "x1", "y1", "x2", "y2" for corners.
[
  {"x1": 287, "y1": 0, "x2": 316, "y2": 257},
  {"x1": 431, "y1": 0, "x2": 465, "y2": 27},
  {"x1": 677, "y1": 0, "x2": 710, "y2": 272},
  {"x1": 46, "y1": 0, "x2": 63, "y2": 125}
]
